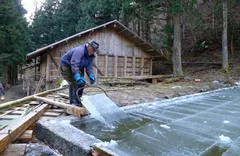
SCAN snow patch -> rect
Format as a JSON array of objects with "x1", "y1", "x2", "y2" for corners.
[
  {"x1": 223, "y1": 120, "x2": 230, "y2": 124},
  {"x1": 160, "y1": 124, "x2": 170, "y2": 129},
  {"x1": 219, "y1": 134, "x2": 232, "y2": 143}
]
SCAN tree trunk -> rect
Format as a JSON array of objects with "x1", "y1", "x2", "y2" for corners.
[
  {"x1": 222, "y1": 1, "x2": 228, "y2": 72},
  {"x1": 172, "y1": 14, "x2": 183, "y2": 77}
]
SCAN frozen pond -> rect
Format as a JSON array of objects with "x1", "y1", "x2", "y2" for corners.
[{"x1": 72, "y1": 87, "x2": 240, "y2": 156}]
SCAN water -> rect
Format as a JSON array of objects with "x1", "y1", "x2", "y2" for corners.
[
  {"x1": 74, "y1": 87, "x2": 240, "y2": 155},
  {"x1": 71, "y1": 114, "x2": 152, "y2": 142},
  {"x1": 81, "y1": 94, "x2": 129, "y2": 126}
]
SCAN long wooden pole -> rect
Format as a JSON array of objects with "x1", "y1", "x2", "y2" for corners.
[
  {"x1": 0, "y1": 87, "x2": 67, "y2": 111},
  {"x1": 33, "y1": 96, "x2": 88, "y2": 117}
]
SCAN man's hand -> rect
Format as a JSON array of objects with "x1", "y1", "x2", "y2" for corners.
[
  {"x1": 89, "y1": 74, "x2": 96, "y2": 84},
  {"x1": 74, "y1": 73, "x2": 86, "y2": 85}
]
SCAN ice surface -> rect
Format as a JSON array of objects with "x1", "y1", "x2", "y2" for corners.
[
  {"x1": 82, "y1": 94, "x2": 128, "y2": 125},
  {"x1": 80, "y1": 87, "x2": 240, "y2": 155}
]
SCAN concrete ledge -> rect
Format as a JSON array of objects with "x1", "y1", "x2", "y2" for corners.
[{"x1": 34, "y1": 116, "x2": 101, "y2": 156}]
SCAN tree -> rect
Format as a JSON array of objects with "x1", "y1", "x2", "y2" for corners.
[
  {"x1": 0, "y1": 0, "x2": 32, "y2": 84},
  {"x1": 222, "y1": 1, "x2": 228, "y2": 72}
]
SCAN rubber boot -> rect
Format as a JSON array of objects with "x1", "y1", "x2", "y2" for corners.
[{"x1": 69, "y1": 84, "x2": 81, "y2": 107}]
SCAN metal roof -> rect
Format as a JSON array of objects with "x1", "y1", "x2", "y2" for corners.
[{"x1": 26, "y1": 20, "x2": 163, "y2": 60}]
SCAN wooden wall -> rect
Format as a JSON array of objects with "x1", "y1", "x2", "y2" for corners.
[{"x1": 40, "y1": 27, "x2": 153, "y2": 89}]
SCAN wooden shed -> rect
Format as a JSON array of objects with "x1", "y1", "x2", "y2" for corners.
[{"x1": 26, "y1": 20, "x2": 165, "y2": 90}]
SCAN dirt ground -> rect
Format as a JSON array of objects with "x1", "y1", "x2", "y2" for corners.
[
  {"x1": 0, "y1": 84, "x2": 24, "y2": 104},
  {"x1": 1, "y1": 67, "x2": 239, "y2": 106}
]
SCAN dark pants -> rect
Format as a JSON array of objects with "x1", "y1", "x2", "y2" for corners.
[
  {"x1": 60, "y1": 66, "x2": 85, "y2": 105},
  {"x1": 0, "y1": 84, "x2": 4, "y2": 96}
]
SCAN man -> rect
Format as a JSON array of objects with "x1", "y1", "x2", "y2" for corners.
[
  {"x1": 0, "y1": 83, "x2": 5, "y2": 101},
  {"x1": 59, "y1": 40, "x2": 99, "y2": 107}
]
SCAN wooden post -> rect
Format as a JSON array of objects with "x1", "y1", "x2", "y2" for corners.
[
  {"x1": 124, "y1": 56, "x2": 127, "y2": 77},
  {"x1": 46, "y1": 54, "x2": 51, "y2": 90},
  {"x1": 149, "y1": 58, "x2": 153, "y2": 75},
  {"x1": 132, "y1": 56, "x2": 136, "y2": 76},
  {"x1": 94, "y1": 54, "x2": 98, "y2": 81},
  {"x1": 114, "y1": 56, "x2": 118, "y2": 77},
  {"x1": 140, "y1": 58, "x2": 144, "y2": 76},
  {"x1": 104, "y1": 55, "x2": 108, "y2": 76}
]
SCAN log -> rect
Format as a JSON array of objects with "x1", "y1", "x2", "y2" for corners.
[
  {"x1": 160, "y1": 77, "x2": 184, "y2": 84},
  {"x1": 0, "y1": 87, "x2": 67, "y2": 111},
  {"x1": 57, "y1": 93, "x2": 69, "y2": 99},
  {"x1": 0, "y1": 104, "x2": 49, "y2": 153},
  {"x1": 99, "y1": 74, "x2": 173, "y2": 80},
  {"x1": 33, "y1": 96, "x2": 88, "y2": 117}
]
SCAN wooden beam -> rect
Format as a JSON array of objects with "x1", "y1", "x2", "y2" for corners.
[
  {"x1": 140, "y1": 58, "x2": 144, "y2": 76},
  {"x1": 132, "y1": 56, "x2": 136, "y2": 76},
  {"x1": 48, "y1": 52, "x2": 59, "y2": 70},
  {"x1": 114, "y1": 56, "x2": 118, "y2": 77},
  {"x1": 104, "y1": 55, "x2": 108, "y2": 76},
  {"x1": 150, "y1": 59, "x2": 153, "y2": 75},
  {"x1": 117, "y1": 28, "x2": 127, "y2": 34},
  {"x1": 0, "y1": 104, "x2": 49, "y2": 153},
  {"x1": 94, "y1": 54, "x2": 98, "y2": 78},
  {"x1": 33, "y1": 96, "x2": 88, "y2": 117},
  {"x1": 99, "y1": 74, "x2": 173, "y2": 80},
  {"x1": 17, "y1": 130, "x2": 33, "y2": 142},
  {"x1": 124, "y1": 56, "x2": 127, "y2": 77},
  {"x1": 0, "y1": 87, "x2": 67, "y2": 111},
  {"x1": 46, "y1": 54, "x2": 51, "y2": 90},
  {"x1": 57, "y1": 93, "x2": 69, "y2": 99}
]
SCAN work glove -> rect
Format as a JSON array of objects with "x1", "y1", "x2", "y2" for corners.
[
  {"x1": 74, "y1": 73, "x2": 86, "y2": 85},
  {"x1": 88, "y1": 74, "x2": 96, "y2": 84}
]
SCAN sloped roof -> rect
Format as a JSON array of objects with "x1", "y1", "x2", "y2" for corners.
[{"x1": 26, "y1": 20, "x2": 162, "y2": 60}]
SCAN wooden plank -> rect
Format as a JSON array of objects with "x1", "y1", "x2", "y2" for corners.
[
  {"x1": 47, "y1": 109, "x2": 65, "y2": 113},
  {"x1": 152, "y1": 78, "x2": 158, "y2": 84},
  {"x1": 140, "y1": 58, "x2": 144, "y2": 76},
  {"x1": 57, "y1": 93, "x2": 69, "y2": 99},
  {"x1": 0, "y1": 87, "x2": 67, "y2": 111},
  {"x1": 150, "y1": 59, "x2": 153, "y2": 75},
  {"x1": 1, "y1": 144, "x2": 26, "y2": 156},
  {"x1": 114, "y1": 56, "x2": 118, "y2": 77},
  {"x1": 104, "y1": 55, "x2": 108, "y2": 76},
  {"x1": 9, "y1": 111, "x2": 25, "y2": 115},
  {"x1": 33, "y1": 96, "x2": 88, "y2": 117},
  {"x1": 100, "y1": 74, "x2": 173, "y2": 80},
  {"x1": 1, "y1": 115, "x2": 21, "y2": 120},
  {"x1": 18, "y1": 130, "x2": 33, "y2": 141},
  {"x1": 46, "y1": 54, "x2": 51, "y2": 90},
  {"x1": 48, "y1": 52, "x2": 59, "y2": 70},
  {"x1": 0, "y1": 104, "x2": 49, "y2": 153},
  {"x1": 132, "y1": 56, "x2": 136, "y2": 76},
  {"x1": 0, "y1": 108, "x2": 22, "y2": 118},
  {"x1": 124, "y1": 56, "x2": 127, "y2": 77}
]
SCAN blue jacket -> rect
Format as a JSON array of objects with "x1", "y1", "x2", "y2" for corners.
[{"x1": 60, "y1": 45, "x2": 95, "y2": 76}]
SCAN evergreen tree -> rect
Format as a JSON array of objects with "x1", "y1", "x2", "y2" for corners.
[{"x1": 0, "y1": 0, "x2": 32, "y2": 84}]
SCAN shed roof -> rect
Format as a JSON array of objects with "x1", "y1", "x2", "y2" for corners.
[{"x1": 26, "y1": 20, "x2": 163, "y2": 60}]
